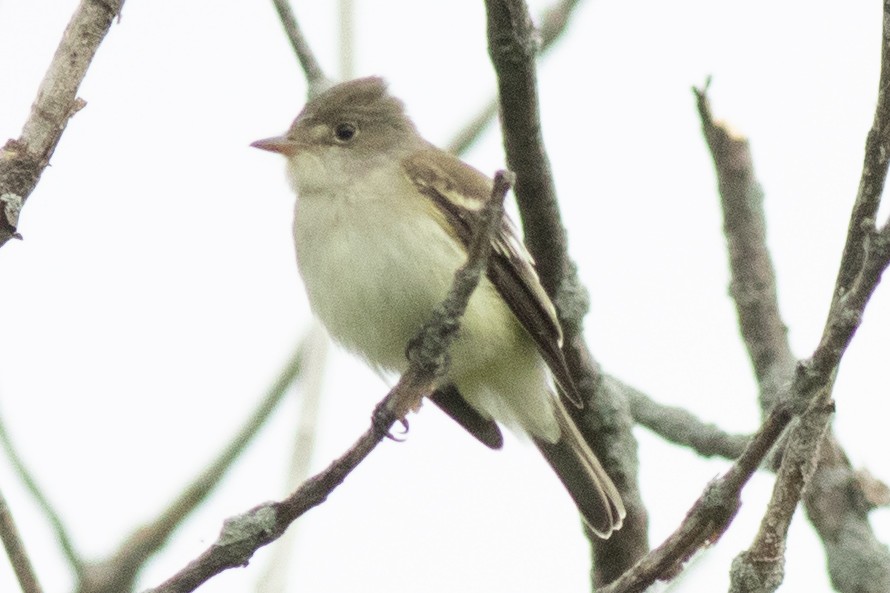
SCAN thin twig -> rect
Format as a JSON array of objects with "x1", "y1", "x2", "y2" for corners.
[
  {"x1": 0, "y1": 0, "x2": 124, "y2": 248},
  {"x1": 268, "y1": 0, "x2": 332, "y2": 96},
  {"x1": 830, "y1": 0, "x2": 890, "y2": 312},
  {"x1": 447, "y1": 99, "x2": 499, "y2": 157},
  {"x1": 0, "y1": 487, "x2": 44, "y2": 593},
  {"x1": 256, "y1": 324, "x2": 328, "y2": 593},
  {"x1": 0, "y1": 410, "x2": 83, "y2": 577},
  {"x1": 484, "y1": 0, "x2": 647, "y2": 584},
  {"x1": 447, "y1": 0, "x2": 587, "y2": 155},
  {"x1": 79, "y1": 342, "x2": 307, "y2": 593},
  {"x1": 143, "y1": 171, "x2": 514, "y2": 593}
]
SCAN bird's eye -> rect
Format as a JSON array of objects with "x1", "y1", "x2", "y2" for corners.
[{"x1": 333, "y1": 122, "x2": 357, "y2": 143}]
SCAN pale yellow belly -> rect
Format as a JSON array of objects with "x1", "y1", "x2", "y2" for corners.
[{"x1": 292, "y1": 187, "x2": 558, "y2": 440}]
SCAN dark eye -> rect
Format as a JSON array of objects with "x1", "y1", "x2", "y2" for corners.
[{"x1": 333, "y1": 122, "x2": 357, "y2": 143}]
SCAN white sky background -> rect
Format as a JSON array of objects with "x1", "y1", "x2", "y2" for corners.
[{"x1": 0, "y1": 1, "x2": 888, "y2": 592}]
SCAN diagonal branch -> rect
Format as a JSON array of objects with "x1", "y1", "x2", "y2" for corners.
[
  {"x1": 143, "y1": 171, "x2": 514, "y2": 593},
  {"x1": 0, "y1": 408, "x2": 84, "y2": 578},
  {"x1": 694, "y1": 81, "x2": 795, "y2": 412},
  {"x1": 77, "y1": 342, "x2": 306, "y2": 593},
  {"x1": 729, "y1": 210, "x2": 890, "y2": 593},
  {"x1": 448, "y1": 0, "x2": 587, "y2": 155},
  {"x1": 0, "y1": 487, "x2": 44, "y2": 593},
  {"x1": 0, "y1": 0, "x2": 124, "y2": 249},
  {"x1": 729, "y1": 396, "x2": 833, "y2": 593},
  {"x1": 599, "y1": 402, "x2": 793, "y2": 593},
  {"x1": 830, "y1": 0, "x2": 890, "y2": 312},
  {"x1": 268, "y1": 0, "x2": 332, "y2": 96},
  {"x1": 602, "y1": 270, "x2": 890, "y2": 593},
  {"x1": 255, "y1": 325, "x2": 328, "y2": 593},
  {"x1": 614, "y1": 376, "x2": 750, "y2": 461},
  {"x1": 484, "y1": 0, "x2": 647, "y2": 585},
  {"x1": 338, "y1": 0, "x2": 355, "y2": 80}
]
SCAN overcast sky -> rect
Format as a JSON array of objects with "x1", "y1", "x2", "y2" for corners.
[{"x1": 0, "y1": 2, "x2": 888, "y2": 592}]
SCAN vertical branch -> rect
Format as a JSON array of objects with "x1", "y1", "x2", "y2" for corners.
[
  {"x1": 484, "y1": 0, "x2": 647, "y2": 586},
  {"x1": 485, "y1": 0, "x2": 568, "y2": 295}
]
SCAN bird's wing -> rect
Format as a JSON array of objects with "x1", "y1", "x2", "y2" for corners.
[{"x1": 403, "y1": 148, "x2": 581, "y2": 407}]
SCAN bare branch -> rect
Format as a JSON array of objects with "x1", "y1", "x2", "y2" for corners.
[
  {"x1": 784, "y1": 21, "x2": 890, "y2": 581},
  {"x1": 0, "y1": 488, "x2": 43, "y2": 593},
  {"x1": 485, "y1": 0, "x2": 568, "y2": 296},
  {"x1": 731, "y1": 225, "x2": 890, "y2": 592},
  {"x1": 609, "y1": 55, "x2": 890, "y2": 593},
  {"x1": 79, "y1": 341, "x2": 306, "y2": 593},
  {"x1": 256, "y1": 325, "x2": 328, "y2": 593},
  {"x1": 797, "y1": 225, "x2": 890, "y2": 593},
  {"x1": 729, "y1": 399, "x2": 833, "y2": 593},
  {"x1": 696, "y1": 67, "x2": 890, "y2": 593},
  {"x1": 447, "y1": 100, "x2": 499, "y2": 157},
  {"x1": 0, "y1": 0, "x2": 124, "y2": 248},
  {"x1": 0, "y1": 8, "x2": 125, "y2": 579},
  {"x1": 830, "y1": 0, "x2": 890, "y2": 311},
  {"x1": 694, "y1": 82, "x2": 795, "y2": 410},
  {"x1": 613, "y1": 376, "x2": 750, "y2": 460},
  {"x1": 805, "y1": 236, "x2": 890, "y2": 392},
  {"x1": 695, "y1": 77, "x2": 802, "y2": 593},
  {"x1": 268, "y1": 0, "x2": 332, "y2": 95},
  {"x1": 804, "y1": 436, "x2": 890, "y2": 593},
  {"x1": 447, "y1": 0, "x2": 586, "y2": 155},
  {"x1": 598, "y1": 403, "x2": 793, "y2": 593},
  {"x1": 484, "y1": 0, "x2": 647, "y2": 584},
  {"x1": 143, "y1": 172, "x2": 513, "y2": 593},
  {"x1": 0, "y1": 410, "x2": 83, "y2": 577},
  {"x1": 598, "y1": 222, "x2": 890, "y2": 591},
  {"x1": 725, "y1": 228, "x2": 890, "y2": 593}
]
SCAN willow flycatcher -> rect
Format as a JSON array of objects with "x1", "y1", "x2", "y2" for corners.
[{"x1": 252, "y1": 77, "x2": 624, "y2": 537}]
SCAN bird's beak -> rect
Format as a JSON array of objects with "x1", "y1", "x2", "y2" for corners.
[{"x1": 250, "y1": 135, "x2": 299, "y2": 156}]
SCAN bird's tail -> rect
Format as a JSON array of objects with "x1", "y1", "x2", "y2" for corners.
[{"x1": 534, "y1": 401, "x2": 625, "y2": 538}]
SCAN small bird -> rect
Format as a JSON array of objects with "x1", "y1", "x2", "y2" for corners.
[{"x1": 252, "y1": 77, "x2": 625, "y2": 537}]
